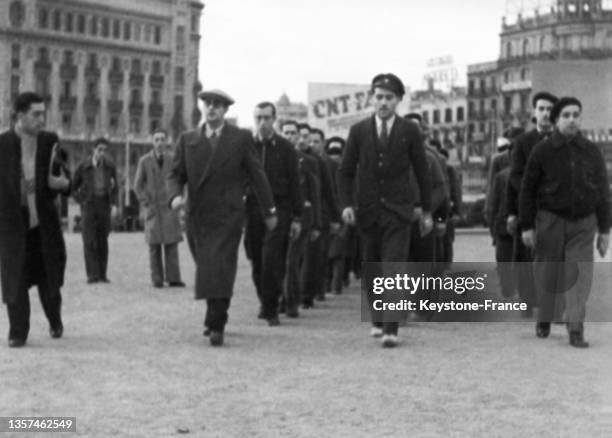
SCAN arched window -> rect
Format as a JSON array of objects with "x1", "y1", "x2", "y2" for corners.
[
  {"x1": 506, "y1": 41, "x2": 513, "y2": 58},
  {"x1": 523, "y1": 38, "x2": 530, "y2": 56}
]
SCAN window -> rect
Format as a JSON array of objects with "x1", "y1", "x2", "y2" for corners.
[
  {"x1": 479, "y1": 79, "x2": 486, "y2": 92},
  {"x1": 456, "y1": 107, "x2": 464, "y2": 122},
  {"x1": 506, "y1": 41, "x2": 513, "y2": 58},
  {"x1": 445, "y1": 108, "x2": 452, "y2": 123},
  {"x1": 131, "y1": 88, "x2": 141, "y2": 103},
  {"x1": 523, "y1": 38, "x2": 530, "y2": 56},
  {"x1": 130, "y1": 117, "x2": 141, "y2": 134},
  {"x1": 176, "y1": 25, "x2": 185, "y2": 52},
  {"x1": 110, "y1": 83, "x2": 120, "y2": 100},
  {"x1": 490, "y1": 76, "x2": 497, "y2": 92},
  {"x1": 63, "y1": 50, "x2": 74, "y2": 65},
  {"x1": 504, "y1": 71, "x2": 510, "y2": 84},
  {"x1": 504, "y1": 96, "x2": 512, "y2": 114},
  {"x1": 11, "y1": 75, "x2": 20, "y2": 99},
  {"x1": 90, "y1": 16, "x2": 97, "y2": 35},
  {"x1": 62, "y1": 113, "x2": 72, "y2": 131},
  {"x1": 152, "y1": 60, "x2": 161, "y2": 75},
  {"x1": 468, "y1": 101, "x2": 475, "y2": 116},
  {"x1": 77, "y1": 14, "x2": 85, "y2": 33},
  {"x1": 39, "y1": 7, "x2": 48, "y2": 28},
  {"x1": 131, "y1": 58, "x2": 141, "y2": 73},
  {"x1": 520, "y1": 68, "x2": 529, "y2": 81},
  {"x1": 468, "y1": 80, "x2": 474, "y2": 94},
  {"x1": 38, "y1": 47, "x2": 49, "y2": 62},
  {"x1": 135, "y1": 24, "x2": 141, "y2": 41},
  {"x1": 479, "y1": 123, "x2": 485, "y2": 133},
  {"x1": 86, "y1": 115, "x2": 96, "y2": 131},
  {"x1": 422, "y1": 111, "x2": 429, "y2": 123},
  {"x1": 520, "y1": 93, "x2": 529, "y2": 112},
  {"x1": 433, "y1": 109, "x2": 440, "y2": 124},
  {"x1": 124, "y1": 21, "x2": 131, "y2": 40},
  {"x1": 154, "y1": 26, "x2": 162, "y2": 44},
  {"x1": 101, "y1": 17, "x2": 109, "y2": 37},
  {"x1": 112, "y1": 56, "x2": 121, "y2": 71},
  {"x1": 65, "y1": 12, "x2": 73, "y2": 32},
  {"x1": 11, "y1": 44, "x2": 20, "y2": 69},
  {"x1": 109, "y1": 116, "x2": 119, "y2": 132},
  {"x1": 491, "y1": 99, "x2": 497, "y2": 111},
  {"x1": 191, "y1": 13, "x2": 199, "y2": 32},
  {"x1": 53, "y1": 10, "x2": 61, "y2": 30},
  {"x1": 9, "y1": 1, "x2": 25, "y2": 27},
  {"x1": 150, "y1": 119, "x2": 160, "y2": 133},
  {"x1": 87, "y1": 81, "x2": 97, "y2": 97},
  {"x1": 175, "y1": 67, "x2": 185, "y2": 86},
  {"x1": 113, "y1": 20, "x2": 120, "y2": 39},
  {"x1": 540, "y1": 35, "x2": 546, "y2": 52},
  {"x1": 88, "y1": 53, "x2": 97, "y2": 68},
  {"x1": 144, "y1": 24, "x2": 152, "y2": 42},
  {"x1": 152, "y1": 90, "x2": 160, "y2": 104},
  {"x1": 479, "y1": 100, "x2": 485, "y2": 112},
  {"x1": 35, "y1": 75, "x2": 49, "y2": 96},
  {"x1": 63, "y1": 81, "x2": 72, "y2": 97}
]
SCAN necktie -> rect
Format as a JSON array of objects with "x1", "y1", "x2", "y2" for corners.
[
  {"x1": 380, "y1": 119, "x2": 389, "y2": 146},
  {"x1": 157, "y1": 155, "x2": 163, "y2": 168},
  {"x1": 209, "y1": 131, "x2": 219, "y2": 153}
]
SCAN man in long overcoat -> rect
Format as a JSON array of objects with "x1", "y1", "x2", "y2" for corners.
[
  {"x1": 134, "y1": 128, "x2": 185, "y2": 288},
  {"x1": 167, "y1": 89, "x2": 276, "y2": 347},
  {"x1": 0, "y1": 92, "x2": 70, "y2": 347}
]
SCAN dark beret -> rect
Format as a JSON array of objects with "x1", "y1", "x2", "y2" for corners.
[
  {"x1": 325, "y1": 136, "x2": 345, "y2": 155},
  {"x1": 531, "y1": 91, "x2": 558, "y2": 108},
  {"x1": 550, "y1": 97, "x2": 582, "y2": 124},
  {"x1": 371, "y1": 73, "x2": 405, "y2": 97}
]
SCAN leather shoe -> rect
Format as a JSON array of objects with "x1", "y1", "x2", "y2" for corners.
[
  {"x1": 569, "y1": 331, "x2": 589, "y2": 348},
  {"x1": 153, "y1": 282, "x2": 163, "y2": 288},
  {"x1": 49, "y1": 323, "x2": 63, "y2": 339},
  {"x1": 168, "y1": 281, "x2": 186, "y2": 287},
  {"x1": 87, "y1": 277, "x2": 99, "y2": 284},
  {"x1": 8, "y1": 338, "x2": 26, "y2": 348},
  {"x1": 381, "y1": 334, "x2": 398, "y2": 348},
  {"x1": 536, "y1": 322, "x2": 550, "y2": 338},
  {"x1": 267, "y1": 317, "x2": 280, "y2": 326},
  {"x1": 209, "y1": 331, "x2": 223, "y2": 346}
]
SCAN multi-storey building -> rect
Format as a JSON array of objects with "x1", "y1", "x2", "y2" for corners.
[
  {"x1": 1, "y1": 0, "x2": 204, "y2": 215},
  {"x1": 276, "y1": 93, "x2": 308, "y2": 128}
]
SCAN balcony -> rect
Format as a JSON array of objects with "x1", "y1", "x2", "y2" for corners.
[
  {"x1": 129, "y1": 73, "x2": 144, "y2": 87},
  {"x1": 84, "y1": 95, "x2": 100, "y2": 111},
  {"x1": 149, "y1": 102, "x2": 164, "y2": 117},
  {"x1": 108, "y1": 70, "x2": 124, "y2": 84},
  {"x1": 129, "y1": 100, "x2": 144, "y2": 114},
  {"x1": 107, "y1": 99, "x2": 123, "y2": 113},
  {"x1": 34, "y1": 60, "x2": 52, "y2": 77},
  {"x1": 59, "y1": 95, "x2": 77, "y2": 111},
  {"x1": 149, "y1": 74, "x2": 164, "y2": 88},
  {"x1": 59, "y1": 64, "x2": 77, "y2": 80},
  {"x1": 85, "y1": 66, "x2": 101, "y2": 81}
]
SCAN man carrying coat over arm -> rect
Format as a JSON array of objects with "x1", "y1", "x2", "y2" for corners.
[
  {"x1": 338, "y1": 74, "x2": 433, "y2": 348},
  {"x1": 167, "y1": 89, "x2": 277, "y2": 347}
]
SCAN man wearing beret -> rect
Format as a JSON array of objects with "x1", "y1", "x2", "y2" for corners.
[
  {"x1": 168, "y1": 89, "x2": 277, "y2": 346},
  {"x1": 519, "y1": 97, "x2": 610, "y2": 347},
  {"x1": 338, "y1": 73, "x2": 433, "y2": 348},
  {"x1": 506, "y1": 92, "x2": 558, "y2": 317}
]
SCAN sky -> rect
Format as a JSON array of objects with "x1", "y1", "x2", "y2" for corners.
[{"x1": 198, "y1": 0, "x2": 510, "y2": 125}]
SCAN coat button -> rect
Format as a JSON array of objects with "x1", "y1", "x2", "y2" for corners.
[
  {"x1": 378, "y1": 162, "x2": 383, "y2": 167},
  {"x1": 381, "y1": 197, "x2": 385, "y2": 202}
]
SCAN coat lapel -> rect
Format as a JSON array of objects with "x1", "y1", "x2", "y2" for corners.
[{"x1": 199, "y1": 125, "x2": 235, "y2": 187}]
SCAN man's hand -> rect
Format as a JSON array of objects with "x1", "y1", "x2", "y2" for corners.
[
  {"x1": 419, "y1": 212, "x2": 433, "y2": 236},
  {"x1": 111, "y1": 205, "x2": 118, "y2": 217},
  {"x1": 170, "y1": 196, "x2": 184, "y2": 211},
  {"x1": 506, "y1": 215, "x2": 518, "y2": 236},
  {"x1": 521, "y1": 229, "x2": 535, "y2": 248},
  {"x1": 597, "y1": 233, "x2": 610, "y2": 258},
  {"x1": 310, "y1": 229, "x2": 320, "y2": 241},
  {"x1": 342, "y1": 207, "x2": 356, "y2": 226},
  {"x1": 330, "y1": 222, "x2": 341, "y2": 234},
  {"x1": 264, "y1": 214, "x2": 278, "y2": 231},
  {"x1": 289, "y1": 220, "x2": 302, "y2": 240}
]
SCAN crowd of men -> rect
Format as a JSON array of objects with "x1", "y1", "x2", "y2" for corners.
[{"x1": 1, "y1": 71, "x2": 609, "y2": 350}]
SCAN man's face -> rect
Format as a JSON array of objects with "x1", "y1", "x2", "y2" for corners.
[
  {"x1": 556, "y1": 105, "x2": 581, "y2": 137},
  {"x1": 254, "y1": 106, "x2": 275, "y2": 138},
  {"x1": 297, "y1": 128, "x2": 310, "y2": 151},
  {"x1": 152, "y1": 132, "x2": 167, "y2": 155},
  {"x1": 533, "y1": 99, "x2": 554, "y2": 130},
  {"x1": 309, "y1": 132, "x2": 324, "y2": 154},
  {"x1": 372, "y1": 87, "x2": 400, "y2": 120},
  {"x1": 281, "y1": 124, "x2": 298, "y2": 146},
  {"x1": 93, "y1": 143, "x2": 107, "y2": 161},
  {"x1": 17, "y1": 102, "x2": 46, "y2": 135},
  {"x1": 203, "y1": 98, "x2": 228, "y2": 125}
]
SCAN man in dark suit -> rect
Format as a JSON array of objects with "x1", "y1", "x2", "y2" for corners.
[
  {"x1": 244, "y1": 102, "x2": 302, "y2": 326},
  {"x1": 279, "y1": 120, "x2": 321, "y2": 314},
  {"x1": 72, "y1": 138, "x2": 118, "y2": 284},
  {"x1": 0, "y1": 92, "x2": 70, "y2": 347},
  {"x1": 168, "y1": 89, "x2": 276, "y2": 346},
  {"x1": 338, "y1": 73, "x2": 433, "y2": 348},
  {"x1": 506, "y1": 91, "x2": 558, "y2": 317}
]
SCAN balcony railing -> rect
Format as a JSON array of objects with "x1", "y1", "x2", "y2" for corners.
[
  {"x1": 107, "y1": 99, "x2": 123, "y2": 113},
  {"x1": 108, "y1": 70, "x2": 124, "y2": 84},
  {"x1": 84, "y1": 95, "x2": 100, "y2": 110},
  {"x1": 34, "y1": 60, "x2": 52, "y2": 77},
  {"x1": 149, "y1": 74, "x2": 164, "y2": 88},
  {"x1": 85, "y1": 66, "x2": 101, "y2": 80},
  {"x1": 129, "y1": 73, "x2": 144, "y2": 87},
  {"x1": 59, "y1": 95, "x2": 77, "y2": 111},
  {"x1": 149, "y1": 102, "x2": 164, "y2": 116},
  {"x1": 59, "y1": 64, "x2": 77, "y2": 80},
  {"x1": 129, "y1": 100, "x2": 144, "y2": 114}
]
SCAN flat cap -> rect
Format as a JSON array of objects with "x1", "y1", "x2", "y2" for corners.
[
  {"x1": 550, "y1": 96, "x2": 582, "y2": 124},
  {"x1": 371, "y1": 73, "x2": 405, "y2": 97},
  {"x1": 198, "y1": 89, "x2": 235, "y2": 106}
]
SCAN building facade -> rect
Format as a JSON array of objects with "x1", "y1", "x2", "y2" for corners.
[{"x1": 276, "y1": 93, "x2": 308, "y2": 128}]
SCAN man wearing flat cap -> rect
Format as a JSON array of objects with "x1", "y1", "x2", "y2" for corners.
[
  {"x1": 168, "y1": 89, "x2": 277, "y2": 347},
  {"x1": 519, "y1": 96, "x2": 610, "y2": 348},
  {"x1": 338, "y1": 73, "x2": 433, "y2": 348},
  {"x1": 506, "y1": 91, "x2": 558, "y2": 318}
]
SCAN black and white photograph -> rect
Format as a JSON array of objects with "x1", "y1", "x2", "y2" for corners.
[{"x1": 1, "y1": 0, "x2": 612, "y2": 436}]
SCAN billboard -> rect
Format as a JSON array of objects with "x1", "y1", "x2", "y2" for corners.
[{"x1": 308, "y1": 82, "x2": 411, "y2": 139}]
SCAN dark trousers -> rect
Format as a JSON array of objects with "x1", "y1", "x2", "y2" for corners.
[
  {"x1": 6, "y1": 227, "x2": 62, "y2": 341},
  {"x1": 361, "y1": 211, "x2": 412, "y2": 335},
  {"x1": 408, "y1": 224, "x2": 439, "y2": 318},
  {"x1": 329, "y1": 257, "x2": 345, "y2": 294},
  {"x1": 244, "y1": 208, "x2": 291, "y2": 319},
  {"x1": 513, "y1": 229, "x2": 537, "y2": 308},
  {"x1": 495, "y1": 235, "x2": 515, "y2": 298},
  {"x1": 204, "y1": 298, "x2": 230, "y2": 332},
  {"x1": 442, "y1": 221, "x2": 455, "y2": 268},
  {"x1": 149, "y1": 242, "x2": 182, "y2": 284},
  {"x1": 533, "y1": 211, "x2": 596, "y2": 331},
  {"x1": 303, "y1": 227, "x2": 330, "y2": 301},
  {"x1": 285, "y1": 230, "x2": 309, "y2": 314},
  {"x1": 82, "y1": 197, "x2": 111, "y2": 281}
]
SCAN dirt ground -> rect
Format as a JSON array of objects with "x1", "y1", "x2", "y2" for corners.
[{"x1": 1, "y1": 231, "x2": 612, "y2": 438}]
